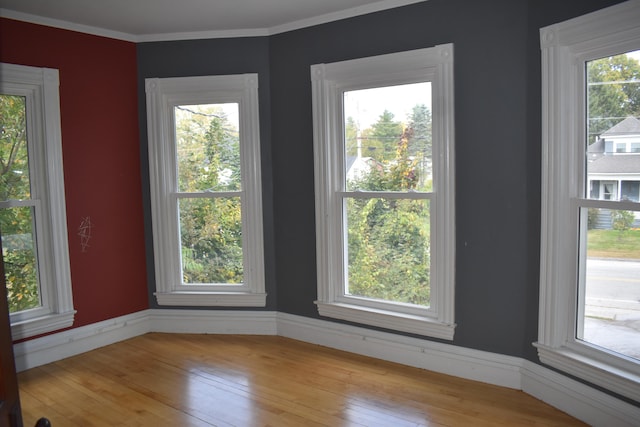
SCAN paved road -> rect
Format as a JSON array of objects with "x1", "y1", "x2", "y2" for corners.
[
  {"x1": 583, "y1": 258, "x2": 640, "y2": 359},
  {"x1": 585, "y1": 258, "x2": 640, "y2": 302}
]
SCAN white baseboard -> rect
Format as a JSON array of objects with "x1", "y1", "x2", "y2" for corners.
[
  {"x1": 13, "y1": 309, "x2": 152, "y2": 372},
  {"x1": 12, "y1": 309, "x2": 640, "y2": 426},
  {"x1": 13, "y1": 309, "x2": 278, "y2": 372},
  {"x1": 276, "y1": 312, "x2": 523, "y2": 389},
  {"x1": 521, "y1": 360, "x2": 640, "y2": 427},
  {"x1": 148, "y1": 308, "x2": 278, "y2": 335}
]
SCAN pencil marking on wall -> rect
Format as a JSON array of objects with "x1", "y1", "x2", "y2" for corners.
[{"x1": 78, "y1": 216, "x2": 93, "y2": 252}]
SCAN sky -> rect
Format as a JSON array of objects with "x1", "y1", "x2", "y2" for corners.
[{"x1": 343, "y1": 82, "x2": 432, "y2": 130}]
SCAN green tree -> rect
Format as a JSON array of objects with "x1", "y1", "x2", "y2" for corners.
[
  {"x1": 611, "y1": 210, "x2": 635, "y2": 235},
  {"x1": 407, "y1": 104, "x2": 432, "y2": 157},
  {"x1": 0, "y1": 94, "x2": 40, "y2": 312},
  {"x1": 362, "y1": 110, "x2": 403, "y2": 161},
  {"x1": 347, "y1": 129, "x2": 430, "y2": 306},
  {"x1": 587, "y1": 53, "x2": 640, "y2": 141},
  {"x1": 407, "y1": 104, "x2": 433, "y2": 191}
]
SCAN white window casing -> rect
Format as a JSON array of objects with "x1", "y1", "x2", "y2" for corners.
[
  {"x1": 0, "y1": 63, "x2": 75, "y2": 339},
  {"x1": 145, "y1": 74, "x2": 266, "y2": 307},
  {"x1": 311, "y1": 44, "x2": 456, "y2": 340},
  {"x1": 537, "y1": 0, "x2": 640, "y2": 402}
]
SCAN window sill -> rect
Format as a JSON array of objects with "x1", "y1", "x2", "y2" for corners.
[
  {"x1": 534, "y1": 342, "x2": 640, "y2": 402},
  {"x1": 155, "y1": 291, "x2": 267, "y2": 307},
  {"x1": 11, "y1": 310, "x2": 76, "y2": 341},
  {"x1": 315, "y1": 301, "x2": 455, "y2": 340}
]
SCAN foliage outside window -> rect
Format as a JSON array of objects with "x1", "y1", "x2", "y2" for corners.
[
  {"x1": 0, "y1": 94, "x2": 38, "y2": 313},
  {"x1": 538, "y1": 2, "x2": 640, "y2": 403},
  {"x1": 145, "y1": 74, "x2": 265, "y2": 307},
  {"x1": 344, "y1": 86, "x2": 432, "y2": 306},
  {"x1": 311, "y1": 45, "x2": 455, "y2": 339},
  {"x1": 0, "y1": 63, "x2": 74, "y2": 339},
  {"x1": 174, "y1": 104, "x2": 243, "y2": 285}
]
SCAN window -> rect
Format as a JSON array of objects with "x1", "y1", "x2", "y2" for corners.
[
  {"x1": 311, "y1": 44, "x2": 455, "y2": 340},
  {"x1": 538, "y1": 2, "x2": 640, "y2": 402},
  {"x1": 0, "y1": 63, "x2": 74, "y2": 340},
  {"x1": 145, "y1": 74, "x2": 265, "y2": 306}
]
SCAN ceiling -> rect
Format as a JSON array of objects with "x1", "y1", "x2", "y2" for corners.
[{"x1": 0, "y1": 0, "x2": 426, "y2": 42}]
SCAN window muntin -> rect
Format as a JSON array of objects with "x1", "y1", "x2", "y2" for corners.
[
  {"x1": 312, "y1": 44, "x2": 455, "y2": 340},
  {"x1": 538, "y1": 2, "x2": 640, "y2": 402},
  {"x1": 0, "y1": 63, "x2": 74, "y2": 339},
  {"x1": 145, "y1": 74, "x2": 265, "y2": 307}
]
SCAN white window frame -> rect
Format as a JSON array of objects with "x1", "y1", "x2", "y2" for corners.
[
  {"x1": 311, "y1": 44, "x2": 456, "y2": 340},
  {"x1": 537, "y1": 1, "x2": 640, "y2": 402},
  {"x1": 145, "y1": 74, "x2": 266, "y2": 307},
  {"x1": 0, "y1": 63, "x2": 75, "y2": 340}
]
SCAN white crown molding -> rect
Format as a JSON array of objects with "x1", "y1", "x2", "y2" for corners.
[
  {"x1": 266, "y1": 0, "x2": 428, "y2": 36},
  {"x1": 136, "y1": 28, "x2": 270, "y2": 43},
  {"x1": 0, "y1": 8, "x2": 137, "y2": 42},
  {"x1": 1, "y1": 0, "x2": 428, "y2": 42},
  {"x1": 11, "y1": 309, "x2": 640, "y2": 426}
]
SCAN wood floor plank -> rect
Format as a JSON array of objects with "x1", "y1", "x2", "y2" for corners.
[{"x1": 17, "y1": 333, "x2": 587, "y2": 426}]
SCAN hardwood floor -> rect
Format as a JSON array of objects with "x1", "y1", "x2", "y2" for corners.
[{"x1": 17, "y1": 333, "x2": 586, "y2": 426}]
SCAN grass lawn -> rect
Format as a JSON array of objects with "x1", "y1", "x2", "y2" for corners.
[{"x1": 587, "y1": 229, "x2": 640, "y2": 259}]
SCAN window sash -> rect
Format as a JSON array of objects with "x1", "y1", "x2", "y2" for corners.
[
  {"x1": 312, "y1": 44, "x2": 455, "y2": 340},
  {"x1": 145, "y1": 74, "x2": 265, "y2": 306},
  {"x1": 0, "y1": 63, "x2": 74, "y2": 339},
  {"x1": 537, "y1": 1, "x2": 640, "y2": 402}
]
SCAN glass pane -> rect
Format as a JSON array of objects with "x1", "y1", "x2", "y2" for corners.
[
  {"x1": 179, "y1": 197, "x2": 243, "y2": 285},
  {"x1": 580, "y1": 207, "x2": 640, "y2": 360},
  {"x1": 343, "y1": 83, "x2": 432, "y2": 192},
  {"x1": 586, "y1": 50, "x2": 640, "y2": 200},
  {"x1": 0, "y1": 206, "x2": 40, "y2": 313},
  {"x1": 0, "y1": 94, "x2": 31, "y2": 200},
  {"x1": 346, "y1": 197, "x2": 430, "y2": 307},
  {"x1": 174, "y1": 103, "x2": 240, "y2": 192}
]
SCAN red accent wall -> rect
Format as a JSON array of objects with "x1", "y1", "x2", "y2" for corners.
[{"x1": 0, "y1": 18, "x2": 149, "y2": 331}]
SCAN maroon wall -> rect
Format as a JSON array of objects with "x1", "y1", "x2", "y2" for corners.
[{"x1": 0, "y1": 18, "x2": 148, "y2": 331}]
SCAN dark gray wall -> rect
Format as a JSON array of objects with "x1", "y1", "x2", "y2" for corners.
[
  {"x1": 268, "y1": 0, "x2": 623, "y2": 360},
  {"x1": 137, "y1": 0, "x2": 624, "y2": 357}
]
